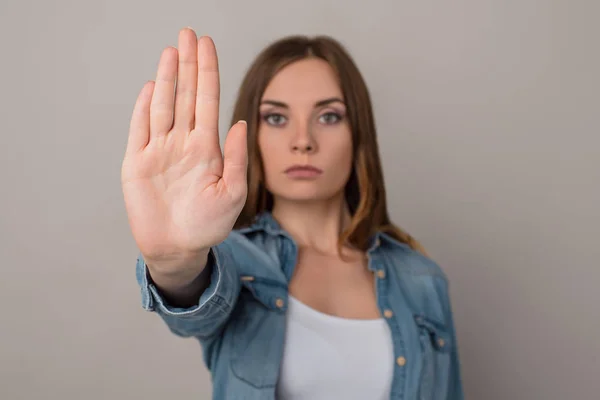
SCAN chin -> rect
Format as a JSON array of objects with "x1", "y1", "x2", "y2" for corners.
[{"x1": 268, "y1": 183, "x2": 344, "y2": 203}]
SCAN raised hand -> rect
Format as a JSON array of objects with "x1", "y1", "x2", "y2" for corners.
[{"x1": 121, "y1": 28, "x2": 248, "y2": 272}]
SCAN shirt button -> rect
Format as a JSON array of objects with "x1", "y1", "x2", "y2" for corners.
[
  {"x1": 377, "y1": 270, "x2": 386, "y2": 279},
  {"x1": 383, "y1": 309, "x2": 394, "y2": 318},
  {"x1": 438, "y1": 338, "x2": 445, "y2": 348},
  {"x1": 275, "y1": 298, "x2": 285, "y2": 308},
  {"x1": 396, "y1": 356, "x2": 407, "y2": 367}
]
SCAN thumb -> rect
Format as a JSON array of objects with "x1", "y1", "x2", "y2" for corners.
[{"x1": 222, "y1": 120, "x2": 248, "y2": 197}]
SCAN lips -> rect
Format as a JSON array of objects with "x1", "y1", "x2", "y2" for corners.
[
  {"x1": 285, "y1": 165, "x2": 323, "y2": 173},
  {"x1": 284, "y1": 165, "x2": 323, "y2": 178}
]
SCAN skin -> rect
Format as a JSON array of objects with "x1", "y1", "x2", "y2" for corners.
[
  {"x1": 259, "y1": 58, "x2": 380, "y2": 319},
  {"x1": 259, "y1": 58, "x2": 353, "y2": 251}
]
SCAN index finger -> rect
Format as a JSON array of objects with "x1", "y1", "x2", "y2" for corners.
[{"x1": 194, "y1": 36, "x2": 220, "y2": 135}]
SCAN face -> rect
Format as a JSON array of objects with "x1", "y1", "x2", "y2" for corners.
[{"x1": 258, "y1": 57, "x2": 353, "y2": 204}]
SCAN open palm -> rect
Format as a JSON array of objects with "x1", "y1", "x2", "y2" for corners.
[{"x1": 121, "y1": 28, "x2": 247, "y2": 265}]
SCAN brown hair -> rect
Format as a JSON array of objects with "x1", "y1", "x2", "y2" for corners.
[{"x1": 230, "y1": 35, "x2": 427, "y2": 257}]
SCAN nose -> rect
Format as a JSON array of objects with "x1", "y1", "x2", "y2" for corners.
[
  {"x1": 291, "y1": 123, "x2": 317, "y2": 154},
  {"x1": 292, "y1": 142, "x2": 314, "y2": 153}
]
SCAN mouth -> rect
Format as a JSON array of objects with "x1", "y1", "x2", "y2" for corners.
[{"x1": 284, "y1": 165, "x2": 323, "y2": 179}]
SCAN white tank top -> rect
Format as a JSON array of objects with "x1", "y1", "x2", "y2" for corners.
[{"x1": 276, "y1": 295, "x2": 395, "y2": 400}]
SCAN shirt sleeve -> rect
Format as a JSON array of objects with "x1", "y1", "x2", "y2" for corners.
[
  {"x1": 442, "y1": 279, "x2": 465, "y2": 400},
  {"x1": 135, "y1": 244, "x2": 241, "y2": 340}
]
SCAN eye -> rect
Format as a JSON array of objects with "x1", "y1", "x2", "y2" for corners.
[
  {"x1": 318, "y1": 111, "x2": 343, "y2": 125},
  {"x1": 262, "y1": 113, "x2": 287, "y2": 126}
]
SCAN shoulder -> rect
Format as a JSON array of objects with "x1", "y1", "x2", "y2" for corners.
[{"x1": 376, "y1": 232, "x2": 448, "y2": 282}]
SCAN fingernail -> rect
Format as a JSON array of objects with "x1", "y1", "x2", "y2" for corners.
[{"x1": 238, "y1": 120, "x2": 247, "y2": 126}]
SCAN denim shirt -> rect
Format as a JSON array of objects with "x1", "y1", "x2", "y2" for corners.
[{"x1": 135, "y1": 212, "x2": 464, "y2": 400}]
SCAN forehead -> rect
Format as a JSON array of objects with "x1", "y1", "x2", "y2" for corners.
[{"x1": 261, "y1": 58, "x2": 343, "y2": 105}]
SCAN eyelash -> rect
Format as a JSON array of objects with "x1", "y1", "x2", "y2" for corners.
[{"x1": 261, "y1": 111, "x2": 344, "y2": 127}]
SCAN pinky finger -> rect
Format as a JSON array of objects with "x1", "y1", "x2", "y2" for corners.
[{"x1": 126, "y1": 81, "x2": 155, "y2": 156}]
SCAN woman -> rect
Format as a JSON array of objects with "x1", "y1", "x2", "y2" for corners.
[{"x1": 122, "y1": 27, "x2": 463, "y2": 400}]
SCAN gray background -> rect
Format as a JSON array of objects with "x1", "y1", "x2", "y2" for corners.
[{"x1": 1, "y1": 0, "x2": 598, "y2": 399}]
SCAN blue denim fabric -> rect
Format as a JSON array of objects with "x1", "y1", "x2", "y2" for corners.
[{"x1": 136, "y1": 212, "x2": 464, "y2": 399}]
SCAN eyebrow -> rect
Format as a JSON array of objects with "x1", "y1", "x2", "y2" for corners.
[{"x1": 259, "y1": 97, "x2": 345, "y2": 108}]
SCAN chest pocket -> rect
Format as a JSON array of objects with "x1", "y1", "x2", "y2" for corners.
[
  {"x1": 229, "y1": 289, "x2": 285, "y2": 389},
  {"x1": 415, "y1": 314, "x2": 452, "y2": 400}
]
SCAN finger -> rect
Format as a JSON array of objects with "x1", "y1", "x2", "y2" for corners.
[
  {"x1": 173, "y1": 28, "x2": 198, "y2": 131},
  {"x1": 194, "y1": 36, "x2": 220, "y2": 137},
  {"x1": 150, "y1": 47, "x2": 178, "y2": 138},
  {"x1": 222, "y1": 121, "x2": 248, "y2": 196},
  {"x1": 126, "y1": 81, "x2": 154, "y2": 155}
]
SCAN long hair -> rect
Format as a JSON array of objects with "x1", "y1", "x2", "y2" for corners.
[{"x1": 229, "y1": 35, "x2": 427, "y2": 256}]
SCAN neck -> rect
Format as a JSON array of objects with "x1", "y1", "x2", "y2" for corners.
[{"x1": 271, "y1": 192, "x2": 352, "y2": 255}]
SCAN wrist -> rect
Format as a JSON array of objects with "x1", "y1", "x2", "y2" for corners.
[{"x1": 145, "y1": 248, "x2": 210, "y2": 287}]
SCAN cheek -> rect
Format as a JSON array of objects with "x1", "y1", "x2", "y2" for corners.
[
  {"x1": 337, "y1": 146, "x2": 354, "y2": 184},
  {"x1": 325, "y1": 131, "x2": 353, "y2": 170},
  {"x1": 314, "y1": 132, "x2": 353, "y2": 193}
]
